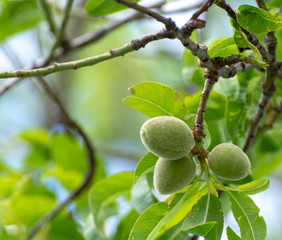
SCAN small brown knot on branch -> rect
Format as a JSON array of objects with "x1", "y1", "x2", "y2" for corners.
[
  {"x1": 204, "y1": 68, "x2": 218, "y2": 81},
  {"x1": 181, "y1": 19, "x2": 206, "y2": 37}
]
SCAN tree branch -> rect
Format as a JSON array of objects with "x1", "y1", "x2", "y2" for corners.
[
  {"x1": 117, "y1": 0, "x2": 176, "y2": 30},
  {"x1": 27, "y1": 76, "x2": 96, "y2": 239},
  {"x1": 243, "y1": 29, "x2": 278, "y2": 152},
  {"x1": 190, "y1": 0, "x2": 214, "y2": 21},
  {"x1": 192, "y1": 69, "x2": 218, "y2": 162},
  {"x1": 0, "y1": 30, "x2": 173, "y2": 79},
  {"x1": 215, "y1": 0, "x2": 272, "y2": 62}
]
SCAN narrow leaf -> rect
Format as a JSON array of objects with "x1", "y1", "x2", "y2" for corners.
[
  {"x1": 228, "y1": 191, "x2": 266, "y2": 240},
  {"x1": 229, "y1": 179, "x2": 269, "y2": 195},
  {"x1": 208, "y1": 37, "x2": 239, "y2": 58},
  {"x1": 113, "y1": 209, "x2": 139, "y2": 240},
  {"x1": 49, "y1": 133, "x2": 87, "y2": 173},
  {"x1": 123, "y1": 82, "x2": 188, "y2": 119},
  {"x1": 129, "y1": 182, "x2": 208, "y2": 240},
  {"x1": 225, "y1": 71, "x2": 251, "y2": 144},
  {"x1": 187, "y1": 222, "x2": 218, "y2": 240},
  {"x1": 88, "y1": 172, "x2": 134, "y2": 233},
  {"x1": 182, "y1": 194, "x2": 224, "y2": 240},
  {"x1": 131, "y1": 176, "x2": 158, "y2": 214},
  {"x1": 237, "y1": 4, "x2": 282, "y2": 34},
  {"x1": 134, "y1": 152, "x2": 158, "y2": 183},
  {"x1": 156, "y1": 222, "x2": 189, "y2": 240}
]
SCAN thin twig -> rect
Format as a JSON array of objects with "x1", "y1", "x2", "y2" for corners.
[
  {"x1": 218, "y1": 62, "x2": 251, "y2": 78},
  {"x1": 38, "y1": 0, "x2": 57, "y2": 35},
  {"x1": 0, "y1": 30, "x2": 172, "y2": 79},
  {"x1": 27, "y1": 76, "x2": 96, "y2": 239},
  {"x1": 0, "y1": 2, "x2": 210, "y2": 95},
  {"x1": 41, "y1": 0, "x2": 198, "y2": 60},
  {"x1": 243, "y1": 26, "x2": 278, "y2": 152},
  {"x1": 46, "y1": 0, "x2": 75, "y2": 64},
  {"x1": 117, "y1": 0, "x2": 176, "y2": 30},
  {"x1": 190, "y1": 0, "x2": 214, "y2": 21}
]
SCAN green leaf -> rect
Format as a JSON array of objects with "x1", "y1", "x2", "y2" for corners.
[
  {"x1": 156, "y1": 222, "x2": 190, "y2": 240},
  {"x1": 88, "y1": 172, "x2": 134, "y2": 234},
  {"x1": 207, "y1": 121, "x2": 226, "y2": 151},
  {"x1": 227, "y1": 226, "x2": 242, "y2": 240},
  {"x1": 251, "y1": 151, "x2": 282, "y2": 179},
  {"x1": 0, "y1": 0, "x2": 43, "y2": 41},
  {"x1": 214, "y1": 77, "x2": 239, "y2": 99},
  {"x1": 227, "y1": 191, "x2": 266, "y2": 240},
  {"x1": 236, "y1": 4, "x2": 282, "y2": 34},
  {"x1": 182, "y1": 46, "x2": 204, "y2": 87},
  {"x1": 85, "y1": 0, "x2": 140, "y2": 17},
  {"x1": 113, "y1": 209, "x2": 139, "y2": 240},
  {"x1": 230, "y1": 18, "x2": 252, "y2": 50},
  {"x1": 21, "y1": 129, "x2": 49, "y2": 168},
  {"x1": 131, "y1": 176, "x2": 158, "y2": 214},
  {"x1": 49, "y1": 133, "x2": 87, "y2": 173},
  {"x1": 229, "y1": 179, "x2": 269, "y2": 195},
  {"x1": 208, "y1": 37, "x2": 239, "y2": 58},
  {"x1": 43, "y1": 213, "x2": 84, "y2": 240},
  {"x1": 184, "y1": 114, "x2": 211, "y2": 148},
  {"x1": 42, "y1": 166, "x2": 83, "y2": 190},
  {"x1": 123, "y1": 82, "x2": 188, "y2": 119},
  {"x1": 134, "y1": 152, "x2": 158, "y2": 183},
  {"x1": 184, "y1": 91, "x2": 226, "y2": 122},
  {"x1": 225, "y1": 70, "x2": 253, "y2": 144},
  {"x1": 225, "y1": 100, "x2": 245, "y2": 145},
  {"x1": 0, "y1": 195, "x2": 55, "y2": 226},
  {"x1": 182, "y1": 194, "x2": 224, "y2": 240},
  {"x1": 187, "y1": 222, "x2": 218, "y2": 240},
  {"x1": 128, "y1": 182, "x2": 208, "y2": 240}
]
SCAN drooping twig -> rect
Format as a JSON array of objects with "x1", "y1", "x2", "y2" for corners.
[
  {"x1": 117, "y1": 0, "x2": 176, "y2": 30},
  {"x1": 27, "y1": 76, "x2": 96, "y2": 239},
  {"x1": 243, "y1": 64, "x2": 278, "y2": 152},
  {"x1": 243, "y1": 29, "x2": 278, "y2": 152},
  {"x1": 38, "y1": 0, "x2": 57, "y2": 35},
  {"x1": 0, "y1": 30, "x2": 172, "y2": 79}
]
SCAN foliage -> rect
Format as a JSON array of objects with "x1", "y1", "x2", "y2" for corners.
[{"x1": 0, "y1": 0, "x2": 281, "y2": 240}]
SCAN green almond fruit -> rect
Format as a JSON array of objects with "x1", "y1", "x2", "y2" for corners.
[
  {"x1": 154, "y1": 156, "x2": 196, "y2": 195},
  {"x1": 140, "y1": 116, "x2": 194, "y2": 160},
  {"x1": 208, "y1": 143, "x2": 251, "y2": 180}
]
